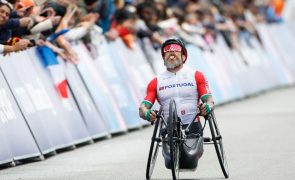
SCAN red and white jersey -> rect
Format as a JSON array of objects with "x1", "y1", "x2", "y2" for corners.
[{"x1": 143, "y1": 65, "x2": 211, "y2": 124}]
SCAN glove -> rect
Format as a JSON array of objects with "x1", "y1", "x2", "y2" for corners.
[
  {"x1": 145, "y1": 109, "x2": 152, "y2": 121},
  {"x1": 200, "y1": 102, "x2": 213, "y2": 116}
]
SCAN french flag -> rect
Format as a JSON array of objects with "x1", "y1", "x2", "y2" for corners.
[{"x1": 37, "y1": 45, "x2": 68, "y2": 99}]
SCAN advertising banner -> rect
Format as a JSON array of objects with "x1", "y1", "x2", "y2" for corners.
[
  {"x1": 0, "y1": 67, "x2": 41, "y2": 160},
  {"x1": 256, "y1": 24, "x2": 294, "y2": 85},
  {"x1": 28, "y1": 49, "x2": 92, "y2": 145},
  {"x1": 269, "y1": 24, "x2": 295, "y2": 78},
  {"x1": 109, "y1": 40, "x2": 151, "y2": 99},
  {"x1": 214, "y1": 36, "x2": 245, "y2": 100},
  {"x1": 107, "y1": 39, "x2": 156, "y2": 126},
  {"x1": 0, "y1": 53, "x2": 58, "y2": 153},
  {"x1": 0, "y1": 109, "x2": 13, "y2": 165},
  {"x1": 92, "y1": 38, "x2": 142, "y2": 129},
  {"x1": 186, "y1": 45, "x2": 225, "y2": 104},
  {"x1": 74, "y1": 44, "x2": 127, "y2": 134},
  {"x1": 61, "y1": 60, "x2": 109, "y2": 139}
]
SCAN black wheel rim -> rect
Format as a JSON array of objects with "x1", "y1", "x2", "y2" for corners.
[
  {"x1": 146, "y1": 117, "x2": 162, "y2": 179},
  {"x1": 208, "y1": 113, "x2": 229, "y2": 178},
  {"x1": 168, "y1": 99, "x2": 180, "y2": 180}
]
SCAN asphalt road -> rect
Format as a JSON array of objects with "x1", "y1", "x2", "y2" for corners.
[{"x1": 1, "y1": 87, "x2": 295, "y2": 180}]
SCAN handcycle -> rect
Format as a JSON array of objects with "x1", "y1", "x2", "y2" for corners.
[{"x1": 146, "y1": 99, "x2": 229, "y2": 180}]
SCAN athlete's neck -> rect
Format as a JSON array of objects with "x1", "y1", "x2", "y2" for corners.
[{"x1": 167, "y1": 64, "x2": 183, "y2": 73}]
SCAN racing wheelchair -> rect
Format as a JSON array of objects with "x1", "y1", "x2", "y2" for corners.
[{"x1": 146, "y1": 99, "x2": 229, "y2": 180}]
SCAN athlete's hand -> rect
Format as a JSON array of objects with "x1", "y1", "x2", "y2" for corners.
[
  {"x1": 145, "y1": 109, "x2": 157, "y2": 123},
  {"x1": 200, "y1": 102, "x2": 213, "y2": 116},
  {"x1": 150, "y1": 110, "x2": 157, "y2": 123}
]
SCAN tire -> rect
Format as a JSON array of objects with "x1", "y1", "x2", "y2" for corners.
[
  {"x1": 168, "y1": 99, "x2": 180, "y2": 180},
  {"x1": 208, "y1": 112, "x2": 229, "y2": 178},
  {"x1": 146, "y1": 116, "x2": 163, "y2": 180}
]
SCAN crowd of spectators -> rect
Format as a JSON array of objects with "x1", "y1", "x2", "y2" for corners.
[{"x1": 0, "y1": 0, "x2": 288, "y2": 62}]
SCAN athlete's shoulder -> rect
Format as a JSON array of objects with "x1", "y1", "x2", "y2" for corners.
[
  {"x1": 194, "y1": 70, "x2": 206, "y2": 78},
  {"x1": 147, "y1": 77, "x2": 158, "y2": 89}
]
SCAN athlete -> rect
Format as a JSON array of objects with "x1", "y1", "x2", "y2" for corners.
[{"x1": 139, "y1": 38, "x2": 214, "y2": 134}]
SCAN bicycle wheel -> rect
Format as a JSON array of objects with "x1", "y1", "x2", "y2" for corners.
[
  {"x1": 146, "y1": 117, "x2": 163, "y2": 180},
  {"x1": 208, "y1": 111, "x2": 229, "y2": 178},
  {"x1": 168, "y1": 99, "x2": 180, "y2": 180}
]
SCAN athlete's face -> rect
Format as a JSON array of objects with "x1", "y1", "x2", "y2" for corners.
[{"x1": 164, "y1": 51, "x2": 183, "y2": 69}]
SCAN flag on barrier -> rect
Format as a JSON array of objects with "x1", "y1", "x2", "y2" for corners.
[{"x1": 36, "y1": 46, "x2": 68, "y2": 99}]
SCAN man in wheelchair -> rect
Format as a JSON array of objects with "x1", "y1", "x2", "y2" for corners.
[{"x1": 139, "y1": 38, "x2": 215, "y2": 170}]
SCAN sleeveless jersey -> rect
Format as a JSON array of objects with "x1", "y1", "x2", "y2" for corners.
[{"x1": 143, "y1": 66, "x2": 211, "y2": 124}]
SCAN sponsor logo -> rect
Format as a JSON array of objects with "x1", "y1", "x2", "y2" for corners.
[
  {"x1": 181, "y1": 110, "x2": 186, "y2": 115},
  {"x1": 159, "y1": 82, "x2": 194, "y2": 91}
]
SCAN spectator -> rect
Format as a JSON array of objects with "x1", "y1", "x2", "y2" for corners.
[{"x1": 0, "y1": 0, "x2": 33, "y2": 43}]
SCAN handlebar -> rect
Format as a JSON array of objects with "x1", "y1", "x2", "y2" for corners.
[
  {"x1": 184, "y1": 103, "x2": 204, "y2": 134},
  {"x1": 150, "y1": 110, "x2": 161, "y2": 125}
]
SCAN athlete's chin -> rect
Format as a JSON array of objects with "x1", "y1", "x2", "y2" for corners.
[
  {"x1": 165, "y1": 64, "x2": 176, "y2": 69},
  {"x1": 165, "y1": 63, "x2": 182, "y2": 69}
]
